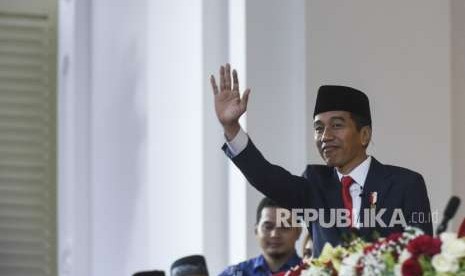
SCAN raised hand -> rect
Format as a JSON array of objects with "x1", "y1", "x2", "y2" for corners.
[{"x1": 210, "y1": 63, "x2": 250, "y2": 140}]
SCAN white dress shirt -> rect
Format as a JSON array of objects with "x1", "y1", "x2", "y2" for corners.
[
  {"x1": 225, "y1": 127, "x2": 249, "y2": 156},
  {"x1": 225, "y1": 127, "x2": 372, "y2": 228}
]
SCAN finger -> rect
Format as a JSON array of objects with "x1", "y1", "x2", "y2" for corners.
[
  {"x1": 232, "y1": 69, "x2": 239, "y2": 92},
  {"x1": 219, "y1": 66, "x2": 225, "y2": 91},
  {"x1": 225, "y1": 63, "x2": 231, "y2": 91},
  {"x1": 240, "y1": 88, "x2": 251, "y2": 111},
  {"x1": 210, "y1": 75, "x2": 219, "y2": 95}
]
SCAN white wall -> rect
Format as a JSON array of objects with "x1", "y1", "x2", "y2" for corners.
[
  {"x1": 307, "y1": 0, "x2": 453, "y2": 228},
  {"x1": 244, "y1": 0, "x2": 307, "y2": 258},
  {"x1": 451, "y1": 0, "x2": 465, "y2": 223}
]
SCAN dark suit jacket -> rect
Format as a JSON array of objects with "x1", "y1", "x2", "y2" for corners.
[{"x1": 223, "y1": 139, "x2": 433, "y2": 257}]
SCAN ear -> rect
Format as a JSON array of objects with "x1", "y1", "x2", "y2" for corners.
[
  {"x1": 360, "y1": 126, "x2": 372, "y2": 147},
  {"x1": 254, "y1": 225, "x2": 258, "y2": 236}
]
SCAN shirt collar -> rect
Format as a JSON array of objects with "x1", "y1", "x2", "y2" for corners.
[
  {"x1": 336, "y1": 156, "x2": 372, "y2": 188},
  {"x1": 253, "y1": 252, "x2": 302, "y2": 273}
]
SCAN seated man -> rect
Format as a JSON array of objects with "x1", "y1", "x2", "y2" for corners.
[{"x1": 220, "y1": 197, "x2": 302, "y2": 276}]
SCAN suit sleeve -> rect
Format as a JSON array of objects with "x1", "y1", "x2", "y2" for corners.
[
  {"x1": 403, "y1": 173, "x2": 433, "y2": 235},
  {"x1": 222, "y1": 138, "x2": 314, "y2": 210}
]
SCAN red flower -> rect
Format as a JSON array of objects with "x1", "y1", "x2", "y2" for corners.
[
  {"x1": 387, "y1": 232, "x2": 402, "y2": 242},
  {"x1": 407, "y1": 235, "x2": 441, "y2": 257},
  {"x1": 401, "y1": 257, "x2": 422, "y2": 276},
  {"x1": 364, "y1": 244, "x2": 375, "y2": 254},
  {"x1": 355, "y1": 262, "x2": 364, "y2": 275}
]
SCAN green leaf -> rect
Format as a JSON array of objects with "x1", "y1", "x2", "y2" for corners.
[{"x1": 418, "y1": 255, "x2": 435, "y2": 276}]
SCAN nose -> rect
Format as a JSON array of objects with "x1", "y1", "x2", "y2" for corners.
[
  {"x1": 270, "y1": 228, "x2": 279, "y2": 237},
  {"x1": 321, "y1": 127, "x2": 334, "y2": 142}
]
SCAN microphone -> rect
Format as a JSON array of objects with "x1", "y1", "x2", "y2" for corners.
[{"x1": 436, "y1": 196, "x2": 461, "y2": 236}]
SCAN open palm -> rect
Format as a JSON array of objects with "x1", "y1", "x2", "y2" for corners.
[{"x1": 210, "y1": 64, "x2": 250, "y2": 127}]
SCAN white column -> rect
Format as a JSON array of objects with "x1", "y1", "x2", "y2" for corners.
[
  {"x1": 147, "y1": 0, "x2": 204, "y2": 270},
  {"x1": 147, "y1": 0, "x2": 230, "y2": 273},
  {"x1": 91, "y1": 0, "x2": 150, "y2": 275},
  {"x1": 58, "y1": 0, "x2": 92, "y2": 275},
  {"x1": 227, "y1": 0, "x2": 248, "y2": 264},
  {"x1": 203, "y1": 0, "x2": 230, "y2": 272}
]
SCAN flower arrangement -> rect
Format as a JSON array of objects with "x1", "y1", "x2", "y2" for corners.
[{"x1": 284, "y1": 225, "x2": 465, "y2": 276}]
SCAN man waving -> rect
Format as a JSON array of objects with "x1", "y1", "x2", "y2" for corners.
[{"x1": 210, "y1": 64, "x2": 432, "y2": 256}]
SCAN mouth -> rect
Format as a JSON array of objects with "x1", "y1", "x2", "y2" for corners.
[
  {"x1": 268, "y1": 242, "x2": 283, "y2": 248},
  {"x1": 322, "y1": 145, "x2": 339, "y2": 153}
]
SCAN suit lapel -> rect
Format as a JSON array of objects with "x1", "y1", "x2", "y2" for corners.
[
  {"x1": 358, "y1": 157, "x2": 392, "y2": 238},
  {"x1": 322, "y1": 168, "x2": 351, "y2": 237},
  {"x1": 324, "y1": 169, "x2": 345, "y2": 209}
]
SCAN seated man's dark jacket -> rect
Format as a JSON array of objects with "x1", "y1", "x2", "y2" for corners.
[{"x1": 223, "y1": 139, "x2": 433, "y2": 257}]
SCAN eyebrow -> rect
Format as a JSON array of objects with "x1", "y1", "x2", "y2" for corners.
[{"x1": 314, "y1": 116, "x2": 346, "y2": 126}]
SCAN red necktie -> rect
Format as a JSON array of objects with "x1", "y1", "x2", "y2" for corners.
[{"x1": 341, "y1": 176, "x2": 354, "y2": 226}]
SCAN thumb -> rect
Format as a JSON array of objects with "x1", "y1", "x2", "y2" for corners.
[{"x1": 240, "y1": 89, "x2": 251, "y2": 111}]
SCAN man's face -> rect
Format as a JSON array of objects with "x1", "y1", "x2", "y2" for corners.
[
  {"x1": 313, "y1": 111, "x2": 370, "y2": 172},
  {"x1": 255, "y1": 207, "x2": 301, "y2": 259}
]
